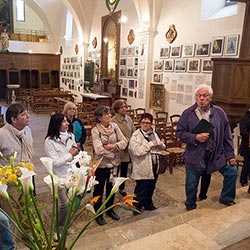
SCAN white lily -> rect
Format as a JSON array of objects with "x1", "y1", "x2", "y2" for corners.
[
  {"x1": 0, "y1": 181, "x2": 9, "y2": 200},
  {"x1": 43, "y1": 174, "x2": 61, "y2": 197},
  {"x1": 18, "y1": 169, "x2": 37, "y2": 194},
  {"x1": 71, "y1": 165, "x2": 88, "y2": 196},
  {"x1": 85, "y1": 204, "x2": 96, "y2": 214},
  {"x1": 111, "y1": 177, "x2": 129, "y2": 194},
  {"x1": 40, "y1": 157, "x2": 54, "y2": 175}
]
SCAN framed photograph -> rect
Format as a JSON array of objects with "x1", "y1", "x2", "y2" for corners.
[
  {"x1": 211, "y1": 37, "x2": 224, "y2": 56},
  {"x1": 195, "y1": 43, "x2": 210, "y2": 57},
  {"x1": 129, "y1": 79, "x2": 135, "y2": 89},
  {"x1": 224, "y1": 34, "x2": 239, "y2": 56},
  {"x1": 160, "y1": 47, "x2": 170, "y2": 58},
  {"x1": 127, "y1": 47, "x2": 135, "y2": 57},
  {"x1": 129, "y1": 90, "x2": 134, "y2": 97},
  {"x1": 134, "y1": 68, "x2": 138, "y2": 78},
  {"x1": 187, "y1": 59, "x2": 200, "y2": 73},
  {"x1": 127, "y1": 68, "x2": 134, "y2": 77},
  {"x1": 182, "y1": 44, "x2": 195, "y2": 57},
  {"x1": 126, "y1": 57, "x2": 134, "y2": 67},
  {"x1": 150, "y1": 83, "x2": 165, "y2": 111},
  {"x1": 153, "y1": 60, "x2": 164, "y2": 71},
  {"x1": 171, "y1": 46, "x2": 182, "y2": 58},
  {"x1": 201, "y1": 59, "x2": 213, "y2": 73},
  {"x1": 119, "y1": 68, "x2": 126, "y2": 77},
  {"x1": 120, "y1": 48, "x2": 127, "y2": 57},
  {"x1": 164, "y1": 59, "x2": 174, "y2": 72},
  {"x1": 122, "y1": 88, "x2": 128, "y2": 96},
  {"x1": 120, "y1": 58, "x2": 126, "y2": 66},
  {"x1": 153, "y1": 73, "x2": 162, "y2": 83},
  {"x1": 175, "y1": 59, "x2": 187, "y2": 72}
]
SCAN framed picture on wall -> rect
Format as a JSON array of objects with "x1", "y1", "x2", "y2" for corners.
[
  {"x1": 153, "y1": 73, "x2": 162, "y2": 83},
  {"x1": 164, "y1": 59, "x2": 174, "y2": 72},
  {"x1": 175, "y1": 59, "x2": 187, "y2": 72},
  {"x1": 160, "y1": 47, "x2": 170, "y2": 58},
  {"x1": 211, "y1": 37, "x2": 224, "y2": 56},
  {"x1": 170, "y1": 46, "x2": 182, "y2": 58},
  {"x1": 224, "y1": 34, "x2": 239, "y2": 56},
  {"x1": 182, "y1": 44, "x2": 195, "y2": 57},
  {"x1": 195, "y1": 43, "x2": 210, "y2": 56},
  {"x1": 150, "y1": 83, "x2": 165, "y2": 111},
  {"x1": 122, "y1": 88, "x2": 128, "y2": 96},
  {"x1": 153, "y1": 60, "x2": 164, "y2": 71},
  {"x1": 120, "y1": 48, "x2": 127, "y2": 57},
  {"x1": 201, "y1": 59, "x2": 213, "y2": 73},
  {"x1": 187, "y1": 59, "x2": 200, "y2": 72}
]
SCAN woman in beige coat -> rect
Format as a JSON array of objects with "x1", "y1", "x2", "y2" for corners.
[
  {"x1": 91, "y1": 106, "x2": 128, "y2": 226},
  {"x1": 129, "y1": 113, "x2": 165, "y2": 214}
]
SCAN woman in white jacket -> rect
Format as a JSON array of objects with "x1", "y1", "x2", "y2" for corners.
[
  {"x1": 44, "y1": 113, "x2": 79, "y2": 239},
  {"x1": 129, "y1": 113, "x2": 165, "y2": 214}
]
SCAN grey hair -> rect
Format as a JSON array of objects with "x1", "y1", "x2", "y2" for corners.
[
  {"x1": 194, "y1": 84, "x2": 213, "y2": 96},
  {"x1": 94, "y1": 106, "x2": 110, "y2": 123}
]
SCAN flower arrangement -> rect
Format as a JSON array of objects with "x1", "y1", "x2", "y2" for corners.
[{"x1": 0, "y1": 151, "x2": 138, "y2": 250}]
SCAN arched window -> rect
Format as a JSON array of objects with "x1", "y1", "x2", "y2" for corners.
[
  {"x1": 16, "y1": 0, "x2": 25, "y2": 22},
  {"x1": 201, "y1": 0, "x2": 237, "y2": 20},
  {"x1": 65, "y1": 10, "x2": 72, "y2": 40}
]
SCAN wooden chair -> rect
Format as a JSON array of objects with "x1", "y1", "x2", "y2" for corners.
[
  {"x1": 135, "y1": 108, "x2": 145, "y2": 122},
  {"x1": 166, "y1": 138, "x2": 185, "y2": 166},
  {"x1": 170, "y1": 114, "x2": 181, "y2": 137}
]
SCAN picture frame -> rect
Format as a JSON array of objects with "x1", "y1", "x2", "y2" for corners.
[
  {"x1": 153, "y1": 60, "x2": 164, "y2": 71},
  {"x1": 201, "y1": 59, "x2": 213, "y2": 73},
  {"x1": 187, "y1": 59, "x2": 200, "y2": 73},
  {"x1": 122, "y1": 87, "x2": 128, "y2": 96},
  {"x1": 120, "y1": 48, "x2": 127, "y2": 57},
  {"x1": 160, "y1": 47, "x2": 170, "y2": 58},
  {"x1": 153, "y1": 73, "x2": 162, "y2": 83},
  {"x1": 182, "y1": 44, "x2": 195, "y2": 58},
  {"x1": 126, "y1": 68, "x2": 134, "y2": 78},
  {"x1": 224, "y1": 34, "x2": 239, "y2": 56},
  {"x1": 119, "y1": 68, "x2": 126, "y2": 77},
  {"x1": 195, "y1": 43, "x2": 210, "y2": 57},
  {"x1": 175, "y1": 59, "x2": 187, "y2": 72},
  {"x1": 120, "y1": 58, "x2": 126, "y2": 66},
  {"x1": 129, "y1": 79, "x2": 135, "y2": 89},
  {"x1": 211, "y1": 37, "x2": 224, "y2": 56},
  {"x1": 170, "y1": 46, "x2": 182, "y2": 58},
  {"x1": 150, "y1": 83, "x2": 165, "y2": 111},
  {"x1": 129, "y1": 90, "x2": 134, "y2": 97},
  {"x1": 127, "y1": 47, "x2": 135, "y2": 57},
  {"x1": 164, "y1": 59, "x2": 174, "y2": 72}
]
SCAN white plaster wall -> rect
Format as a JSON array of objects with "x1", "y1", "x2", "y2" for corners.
[{"x1": 152, "y1": 0, "x2": 245, "y2": 118}]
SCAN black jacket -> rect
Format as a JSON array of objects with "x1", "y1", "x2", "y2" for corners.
[{"x1": 239, "y1": 111, "x2": 250, "y2": 157}]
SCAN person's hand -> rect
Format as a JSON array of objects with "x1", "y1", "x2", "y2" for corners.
[
  {"x1": 76, "y1": 142, "x2": 81, "y2": 148},
  {"x1": 104, "y1": 144, "x2": 117, "y2": 151},
  {"x1": 151, "y1": 140, "x2": 158, "y2": 146},
  {"x1": 227, "y1": 158, "x2": 237, "y2": 166},
  {"x1": 69, "y1": 146, "x2": 79, "y2": 156},
  {"x1": 196, "y1": 133, "x2": 209, "y2": 143}
]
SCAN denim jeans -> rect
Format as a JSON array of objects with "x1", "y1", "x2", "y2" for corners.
[
  {"x1": 0, "y1": 211, "x2": 15, "y2": 250},
  {"x1": 185, "y1": 164, "x2": 237, "y2": 209},
  {"x1": 240, "y1": 156, "x2": 250, "y2": 185}
]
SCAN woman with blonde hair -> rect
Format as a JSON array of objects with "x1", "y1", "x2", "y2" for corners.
[{"x1": 63, "y1": 101, "x2": 86, "y2": 151}]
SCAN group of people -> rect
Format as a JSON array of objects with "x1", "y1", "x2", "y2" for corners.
[{"x1": 0, "y1": 83, "x2": 249, "y2": 248}]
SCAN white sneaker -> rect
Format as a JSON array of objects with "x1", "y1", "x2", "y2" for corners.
[{"x1": 53, "y1": 232, "x2": 61, "y2": 242}]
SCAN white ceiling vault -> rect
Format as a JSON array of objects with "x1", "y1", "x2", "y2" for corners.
[{"x1": 24, "y1": 0, "x2": 164, "y2": 47}]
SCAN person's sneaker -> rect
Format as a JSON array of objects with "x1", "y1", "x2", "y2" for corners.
[
  {"x1": 219, "y1": 199, "x2": 236, "y2": 206},
  {"x1": 95, "y1": 215, "x2": 107, "y2": 226},
  {"x1": 106, "y1": 210, "x2": 120, "y2": 220},
  {"x1": 53, "y1": 232, "x2": 61, "y2": 242}
]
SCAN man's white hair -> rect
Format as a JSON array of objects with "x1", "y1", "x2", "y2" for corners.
[{"x1": 194, "y1": 84, "x2": 213, "y2": 96}]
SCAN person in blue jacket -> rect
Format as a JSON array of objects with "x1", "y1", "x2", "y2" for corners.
[
  {"x1": 176, "y1": 84, "x2": 237, "y2": 211},
  {"x1": 63, "y1": 101, "x2": 86, "y2": 151}
]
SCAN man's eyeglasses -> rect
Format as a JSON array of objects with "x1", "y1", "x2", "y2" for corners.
[
  {"x1": 141, "y1": 121, "x2": 152, "y2": 125},
  {"x1": 196, "y1": 94, "x2": 211, "y2": 98}
]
